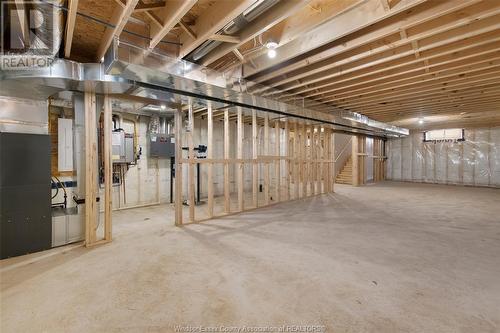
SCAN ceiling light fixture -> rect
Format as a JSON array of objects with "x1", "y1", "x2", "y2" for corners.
[
  {"x1": 418, "y1": 118, "x2": 424, "y2": 125},
  {"x1": 266, "y1": 40, "x2": 278, "y2": 59}
]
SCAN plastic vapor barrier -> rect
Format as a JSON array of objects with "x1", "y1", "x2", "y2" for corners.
[{"x1": 386, "y1": 127, "x2": 500, "y2": 188}]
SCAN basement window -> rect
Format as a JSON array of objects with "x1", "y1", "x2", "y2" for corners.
[{"x1": 424, "y1": 128, "x2": 465, "y2": 143}]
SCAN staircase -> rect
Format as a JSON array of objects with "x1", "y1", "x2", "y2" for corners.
[{"x1": 335, "y1": 156, "x2": 353, "y2": 185}]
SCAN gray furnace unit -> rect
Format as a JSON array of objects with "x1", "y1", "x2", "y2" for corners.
[{"x1": 0, "y1": 132, "x2": 52, "y2": 259}]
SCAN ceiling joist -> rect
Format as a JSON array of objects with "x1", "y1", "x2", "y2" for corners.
[
  {"x1": 177, "y1": 0, "x2": 255, "y2": 59},
  {"x1": 96, "y1": 0, "x2": 141, "y2": 61},
  {"x1": 64, "y1": 0, "x2": 79, "y2": 58},
  {"x1": 149, "y1": 0, "x2": 197, "y2": 50}
]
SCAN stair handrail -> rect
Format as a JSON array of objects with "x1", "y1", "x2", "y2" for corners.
[{"x1": 335, "y1": 137, "x2": 353, "y2": 163}]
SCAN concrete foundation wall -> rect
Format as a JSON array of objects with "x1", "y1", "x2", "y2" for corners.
[{"x1": 386, "y1": 127, "x2": 500, "y2": 187}]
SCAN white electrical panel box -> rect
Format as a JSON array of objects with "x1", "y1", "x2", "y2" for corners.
[{"x1": 57, "y1": 118, "x2": 73, "y2": 172}]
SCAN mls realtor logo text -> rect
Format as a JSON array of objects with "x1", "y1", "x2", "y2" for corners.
[{"x1": 1, "y1": 1, "x2": 58, "y2": 70}]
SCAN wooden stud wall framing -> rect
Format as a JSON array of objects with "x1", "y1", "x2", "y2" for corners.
[
  {"x1": 188, "y1": 100, "x2": 195, "y2": 223},
  {"x1": 174, "y1": 104, "x2": 338, "y2": 226},
  {"x1": 174, "y1": 105, "x2": 183, "y2": 226},
  {"x1": 207, "y1": 102, "x2": 214, "y2": 218},
  {"x1": 84, "y1": 88, "x2": 112, "y2": 246},
  {"x1": 264, "y1": 114, "x2": 270, "y2": 205},
  {"x1": 252, "y1": 110, "x2": 258, "y2": 208},
  {"x1": 224, "y1": 108, "x2": 230, "y2": 213},
  {"x1": 103, "y1": 94, "x2": 113, "y2": 242},
  {"x1": 274, "y1": 120, "x2": 280, "y2": 202},
  {"x1": 373, "y1": 138, "x2": 386, "y2": 182},
  {"x1": 352, "y1": 135, "x2": 360, "y2": 187},
  {"x1": 84, "y1": 85, "x2": 98, "y2": 246},
  {"x1": 237, "y1": 106, "x2": 244, "y2": 211}
]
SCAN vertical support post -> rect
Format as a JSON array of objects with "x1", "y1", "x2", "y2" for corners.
[
  {"x1": 361, "y1": 136, "x2": 366, "y2": 185},
  {"x1": 103, "y1": 94, "x2": 112, "y2": 242},
  {"x1": 284, "y1": 119, "x2": 290, "y2": 201},
  {"x1": 207, "y1": 102, "x2": 214, "y2": 218},
  {"x1": 313, "y1": 126, "x2": 318, "y2": 195},
  {"x1": 188, "y1": 100, "x2": 195, "y2": 222},
  {"x1": 224, "y1": 108, "x2": 230, "y2": 213},
  {"x1": 382, "y1": 139, "x2": 386, "y2": 181},
  {"x1": 84, "y1": 84, "x2": 97, "y2": 246},
  {"x1": 264, "y1": 114, "x2": 270, "y2": 205},
  {"x1": 237, "y1": 107, "x2": 244, "y2": 211},
  {"x1": 373, "y1": 138, "x2": 379, "y2": 183},
  {"x1": 300, "y1": 123, "x2": 306, "y2": 198},
  {"x1": 252, "y1": 110, "x2": 258, "y2": 208},
  {"x1": 275, "y1": 119, "x2": 280, "y2": 202},
  {"x1": 174, "y1": 104, "x2": 183, "y2": 226},
  {"x1": 293, "y1": 122, "x2": 299, "y2": 200},
  {"x1": 321, "y1": 129, "x2": 325, "y2": 193},
  {"x1": 331, "y1": 131, "x2": 335, "y2": 193},
  {"x1": 352, "y1": 135, "x2": 359, "y2": 187},
  {"x1": 375, "y1": 138, "x2": 379, "y2": 182},
  {"x1": 471, "y1": 130, "x2": 476, "y2": 186},
  {"x1": 308, "y1": 125, "x2": 313, "y2": 196}
]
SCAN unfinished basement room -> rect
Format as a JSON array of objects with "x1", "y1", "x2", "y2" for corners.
[{"x1": 1, "y1": 0, "x2": 500, "y2": 332}]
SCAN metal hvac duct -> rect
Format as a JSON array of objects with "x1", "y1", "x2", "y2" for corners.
[{"x1": 0, "y1": 39, "x2": 408, "y2": 138}]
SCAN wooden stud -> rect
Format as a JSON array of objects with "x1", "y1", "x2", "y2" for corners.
[
  {"x1": 237, "y1": 107, "x2": 244, "y2": 211},
  {"x1": 174, "y1": 104, "x2": 183, "y2": 226},
  {"x1": 188, "y1": 100, "x2": 195, "y2": 222},
  {"x1": 252, "y1": 110, "x2": 258, "y2": 208},
  {"x1": 330, "y1": 129, "x2": 335, "y2": 192},
  {"x1": 352, "y1": 135, "x2": 359, "y2": 187},
  {"x1": 284, "y1": 119, "x2": 290, "y2": 201},
  {"x1": 103, "y1": 94, "x2": 112, "y2": 242},
  {"x1": 300, "y1": 123, "x2": 306, "y2": 197},
  {"x1": 207, "y1": 102, "x2": 214, "y2": 218},
  {"x1": 264, "y1": 114, "x2": 270, "y2": 205},
  {"x1": 308, "y1": 125, "x2": 313, "y2": 196},
  {"x1": 224, "y1": 108, "x2": 230, "y2": 213},
  {"x1": 293, "y1": 122, "x2": 299, "y2": 199},
  {"x1": 274, "y1": 119, "x2": 280, "y2": 202},
  {"x1": 84, "y1": 84, "x2": 97, "y2": 246},
  {"x1": 313, "y1": 126, "x2": 318, "y2": 195},
  {"x1": 322, "y1": 128, "x2": 327, "y2": 192}
]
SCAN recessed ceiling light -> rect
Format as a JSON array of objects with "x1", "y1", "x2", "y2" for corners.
[{"x1": 418, "y1": 118, "x2": 424, "y2": 125}]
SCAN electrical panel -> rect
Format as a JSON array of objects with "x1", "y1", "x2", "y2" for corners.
[
  {"x1": 112, "y1": 131, "x2": 134, "y2": 164},
  {"x1": 150, "y1": 135, "x2": 175, "y2": 158},
  {"x1": 57, "y1": 118, "x2": 73, "y2": 171}
]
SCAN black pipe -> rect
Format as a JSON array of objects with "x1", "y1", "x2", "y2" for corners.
[
  {"x1": 196, "y1": 162, "x2": 201, "y2": 204},
  {"x1": 170, "y1": 156, "x2": 174, "y2": 204},
  {"x1": 132, "y1": 80, "x2": 389, "y2": 139}
]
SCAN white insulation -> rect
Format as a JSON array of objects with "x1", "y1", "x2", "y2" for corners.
[{"x1": 386, "y1": 127, "x2": 500, "y2": 188}]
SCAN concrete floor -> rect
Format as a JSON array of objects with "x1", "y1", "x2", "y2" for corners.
[{"x1": 1, "y1": 182, "x2": 499, "y2": 333}]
